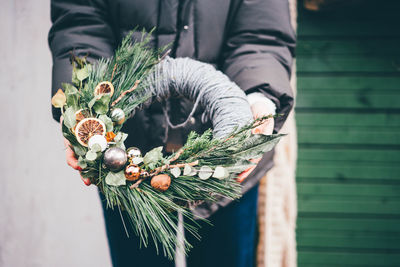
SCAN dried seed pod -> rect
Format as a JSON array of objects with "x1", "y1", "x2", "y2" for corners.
[{"x1": 150, "y1": 174, "x2": 171, "y2": 192}]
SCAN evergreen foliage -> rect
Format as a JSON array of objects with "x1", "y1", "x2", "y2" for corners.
[{"x1": 53, "y1": 32, "x2": 284, "y2": 259}]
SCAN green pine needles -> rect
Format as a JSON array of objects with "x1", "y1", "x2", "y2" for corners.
[{"x1": 52, "y1": 31, "x2": 284, "y2": 259}]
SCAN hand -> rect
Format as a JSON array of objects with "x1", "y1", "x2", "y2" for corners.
[
  {"x1": 60, "y1": 117, "x2": 91, "y2": 186},
  {"x1": 236, "y1": 102, "x2": 275, "y2": 182},
  {"x1": 250, "y1": 101, "x2": 275, "y2": 135}
]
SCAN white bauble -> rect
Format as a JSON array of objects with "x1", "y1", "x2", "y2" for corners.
[{"x1": 88, "y1": 135, "x2": 108, "y2": 152}]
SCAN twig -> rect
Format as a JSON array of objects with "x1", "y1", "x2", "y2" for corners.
[
  {"x1": 110, "y1": 63, "x2": 118, "y2": 81},
  {"x1": 169, "y1": 148, "x2": 184, "y2": 163},
  {"x1": 158, "y1": 49, "x2": 171, "y2": 63},
  {"x1": 151, "y1": 160, "x2": 199, "y2": 177},
  {"x1": 111, "y1": 80, "x2": 140, "y2": 107},
  {"x1": 129, "y1": 178, "x2": 144, "y2": 189}
]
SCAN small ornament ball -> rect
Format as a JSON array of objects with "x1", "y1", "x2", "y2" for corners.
[
  {"x1": 111, "y1": 108, "x2": 125, "y2": 125},
  {"x1": 88, "y1": 135, "x2": 108, "y2": 152},
  {"x1": 125, "y1": 164, "x2": 141, "y2": 181},
  {"x1": 103, "y1": 147, "x2": 128, "y2": 171},
  {"x1": 127, "y1": 147, "x2": 142, "y2": 159}
]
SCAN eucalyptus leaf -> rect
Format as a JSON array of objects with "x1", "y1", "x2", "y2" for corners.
[
  {"x1": 91, "y1": 144, "x2": 102, "y2": 153},
  {"x1": 73, "y1": 145, "x2": 86, "y2": 157},
  {"x1": 170, "y1": 167, "x2": 181, "y2": 178},
  {"x1": 198, "y1": 166, "x2": 213, "y2": 180},
  {"x1": 77, "y1": 156, "x2": 87, "y2": 169},
  {"x1": 114, "y1": 132, "x2": 128, "y2": 150},
  {"x1": 76, "y1": 66, "x2": 89, "y2": 81},
  {"x1": 72, "y1": 68, "x2": 79, "y2": 86},
  {"x1": 143, "y1": 146, "x2": 163, "y2": 169},
  {"x1": 99, "y1": 115, "x2": 114, "y2": 132},
  {"x1": 88, "y1": 97, "x2": 97, "y2": 109},
  {"x1": 63, "y1": 83, "x2": 80, "y2": 109},
  {"x1": 63, "y1": 107, "x2": 76, "y2": 129},
  {"x1": 183, "y1": 164, "x2": 193, "y2": 176},
  {"x1": 212, "y1": 166, "x2": 229, "y2": 179},
  {"x1": 86, "y1": 150, "x2": 98, "y2": 161},
  {"x1": 63, "y1": 83, "x2": 78, "y2": 94},
  {"x1": 115, "y1": 141, "x2": 126, "y2": 150},
  {"x1": 105, "y1": 171, "x2": 126, "y2": 186},
  {"x1": 131, "y1": 157, "x2": 143, "y2": 165},
  {"x1": 183, "y1": 164, "x2": 197, "y2": 176},
  {"x1": 114, "y1": 132, "x2": 128, "y2": 143},
  {"x1": 93, "y1": 94, "x2": 111, "y2": 115}
]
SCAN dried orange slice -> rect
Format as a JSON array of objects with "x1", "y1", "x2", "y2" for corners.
[
  {"x1": 75, "y1": 118, "x2": 106, "y2": 147},
  {"x1": 75, "y1": 109, "x2": 91, "y2": 123},
  {"x1": 94, "y1": 81, "x2": 114, "y2": 97}
]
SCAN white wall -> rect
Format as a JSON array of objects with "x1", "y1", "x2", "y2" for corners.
[{"x1": 0, "y1": 1, "x2": 112, "y2": 266}]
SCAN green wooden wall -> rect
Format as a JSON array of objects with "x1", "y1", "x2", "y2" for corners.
[{"x1": 295, "y1": 1, "x2": 400, "y2": 266}]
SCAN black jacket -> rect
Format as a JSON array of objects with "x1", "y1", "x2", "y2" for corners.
[{"x1": 49, "y1": 0, "x2": 296, "y2": 214}]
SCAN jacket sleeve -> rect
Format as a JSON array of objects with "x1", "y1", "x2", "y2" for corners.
[
  {"x1": 48, "y1": 0, "x2": 116, "y2": 122},
  {"x1": 221, "y1": 0, "x2": 296, "y2": 132}
]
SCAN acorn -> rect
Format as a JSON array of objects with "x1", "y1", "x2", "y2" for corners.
[
  {"x1": 150, "y1": 174, "x2": 171, "y2": 192},
  {"x1": 124, "y1": 164, "x2": 141, "y2": 181}
]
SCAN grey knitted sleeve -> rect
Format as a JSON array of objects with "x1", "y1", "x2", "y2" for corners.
[{"x1": 144, "y1": 56, "x2": 253, "y2": 138}]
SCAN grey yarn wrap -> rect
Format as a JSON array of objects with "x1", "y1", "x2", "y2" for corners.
[
  {"x1": 140, "y1": 57, "x2": 254, "y2": 220},
  {"x1": 144, "y1": 56, "x2": 253, "y2": 139}
]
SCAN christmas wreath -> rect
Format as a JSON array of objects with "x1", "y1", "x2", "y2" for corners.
[{"x1": 52, "y1": 33, "x2": 283, "y2": 259}]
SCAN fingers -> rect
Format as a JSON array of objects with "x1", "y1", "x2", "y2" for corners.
[
  {"x1": 64, "y1": 138, "x2": 91, "y2": 186},
  {"x1": 237, "y1": 157, "x2": 262, "y2": 183},
  {"x1": 252, "y1": 118, "x2": 274, "y2": 135},
  {"x1": 81, "y1": 176, "x2": 91, "y2": 186},
  {"x1": 64, "y1": 138, "x2": 82, "y2": 171},
  {"x1": 237, "y1": 165, "x2": 256, "y2": 183},
  {"x1": 250, "y1": 102, "x2": 275, "y2": 135}
]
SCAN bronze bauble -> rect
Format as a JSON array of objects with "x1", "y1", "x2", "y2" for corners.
[{"x1": 125, "y1": 164, "x2": 141, "y2": 181}]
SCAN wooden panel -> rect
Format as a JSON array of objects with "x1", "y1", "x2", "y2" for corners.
[
  {"x1": 297, "y1": 230, "x2": 400, "y2": 250},
  {"x1": 297, "y1": 126, "x2": 400, "y2": 145},
  {"x1": 297, "y1": 39, "x2": 400, "y2": 56},
  {"x1": 297, "y1": 218, "x2": 400, "y2": 232},
  {"x1": 298, "y1": 148, "x2": 400, "y2": 163},
  {"x1": 298, "y1": 199, "x2": 400, "y2": 215},
  {"x1": 298, "y1": 251, "x2": 400, "y2": 266},
  {"x1": 298, "y1": 16, "x2": 400, "y2": 37},
  {"x1": 296, "y1": 2, "x2": 400, "y2": 266},
  {"x1": 298, "y1": 76, "x2": 400, "y2": 90},
  {"x1": 297, "y1": 55, "x2": 400, "y2": 73},
  {"x1": 297, "y1": 91, "x2": 400, "y2": 109},
  {"x1": 297, "y1": 162, "x2": 400, "y2": 180},
  {"x1": 296, "y1": 113, "x2": 400, "y2": 128},
  {"x1": 297, "y1": 183, "x2": 400, "y2": 198}
]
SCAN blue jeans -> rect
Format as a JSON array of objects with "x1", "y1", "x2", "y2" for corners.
[{"x1": 100, "y1": 184, "x2": 259, "y2": 267}]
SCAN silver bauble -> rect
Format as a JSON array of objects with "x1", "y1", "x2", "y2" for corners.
[
  {"x1": 127, "y1": 147, "x2": 142, "y2": 159},
  {"x1": 110, "y1": 108, "x2": 125, "y2": 125},
  {"x1": 103, "y1": 147, "x2": 128, "y2": 171}
]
